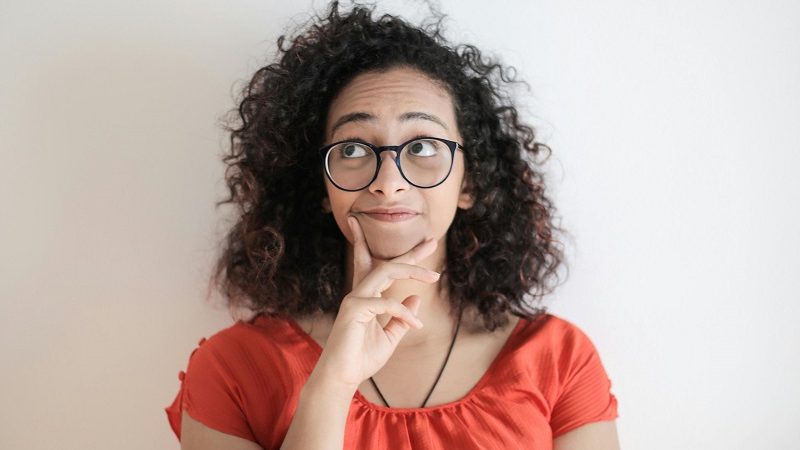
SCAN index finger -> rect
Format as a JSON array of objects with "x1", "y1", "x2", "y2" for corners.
[
  {"x1": 351, "y1": 261, "x2": 441, "y2": 298},
  {"x1": 389, "y1": 237, "x2": 438, "y2": 266},
  {"x1": 347, "y1": 215, "x2": 372, "y2": 287}
]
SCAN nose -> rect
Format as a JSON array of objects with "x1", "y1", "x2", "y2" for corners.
[{"x1": 368, "y1": 151, "x2": 410, "y2": 196}]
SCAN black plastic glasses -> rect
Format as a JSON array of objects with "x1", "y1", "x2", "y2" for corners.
[{"x1": 318, "y1": 136, "x2": 465, "y2": 192}]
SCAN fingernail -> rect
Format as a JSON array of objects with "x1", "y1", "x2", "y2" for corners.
[{"x1": 430, "y1": 271, "x2": 440, "y2": 278}]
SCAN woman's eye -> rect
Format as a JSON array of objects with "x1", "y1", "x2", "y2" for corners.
[
  {"x1": 407, "y1": 140, "x2": 438, "y2": 157},
  {"x1": 341, "y1": 143, "x2": 369, "y2": 158}
]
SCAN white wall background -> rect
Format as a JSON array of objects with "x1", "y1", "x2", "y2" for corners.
[{"x1": 2, "y1": 1, "x2": 798, "y2": 449}]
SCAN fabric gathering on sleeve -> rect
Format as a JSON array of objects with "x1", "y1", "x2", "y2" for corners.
[{"x1": 164, "y1": 335, "x2": 258, "y2": 444}]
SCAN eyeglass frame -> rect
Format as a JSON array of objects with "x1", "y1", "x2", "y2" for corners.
[{"x1": 318, "y1": 136, "x2": 466, "y2": 192}]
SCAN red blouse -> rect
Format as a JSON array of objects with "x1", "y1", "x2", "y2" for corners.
[{"x1": 165, "y1": 312, "x2": 618, "y2": 449}]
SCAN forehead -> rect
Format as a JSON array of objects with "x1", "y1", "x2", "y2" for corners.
[{"x1": 325, "y1": 67, "x2": 457, "y2": 139}]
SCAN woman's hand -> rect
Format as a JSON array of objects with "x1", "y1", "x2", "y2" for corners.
[{"x1": 311, "y1": 214, "x2": 440, "y2": 391}]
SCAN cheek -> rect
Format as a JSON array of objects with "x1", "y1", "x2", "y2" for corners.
[
  {"x1": 323, "y1": 179, "x2": 345, "y2": 213},
  {"x1": 425, "y1": 190, "x2": 461, "y2": 231},
  {"x1": 428, "y1": 166, "x2": 466, "y2": 231},
  {"x1": 328, "y1": 192, "x2": 355, "y2": 215}
]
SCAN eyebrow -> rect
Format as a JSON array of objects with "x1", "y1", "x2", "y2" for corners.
[{"x1": 329, "y1": 111, "x2": 449, "y2": 136}]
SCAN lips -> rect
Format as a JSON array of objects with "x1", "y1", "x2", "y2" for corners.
[
  {"x1": 361, "y1": 207, "x2": 418, "y2": 214},
  {"x1": 357, "y1": 207, "x2": 419, "y2": 223}
]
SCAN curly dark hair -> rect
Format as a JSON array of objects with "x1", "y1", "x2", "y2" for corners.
[{"x1": 210, "y1": 1, "x2": 568, "y2": 332}]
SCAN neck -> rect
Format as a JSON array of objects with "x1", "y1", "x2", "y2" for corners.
[{"x1": 342, "y1": 235, "x2": 459, "y2": 351}]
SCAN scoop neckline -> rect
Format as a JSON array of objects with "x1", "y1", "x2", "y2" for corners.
[{"x1": 283, "y1": 313, "x2": 527, "y2": 414}]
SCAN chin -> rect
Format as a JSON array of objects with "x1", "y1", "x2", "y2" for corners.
[{"x1": 364, "y1": 231, "x2": 428, "y2": 260}]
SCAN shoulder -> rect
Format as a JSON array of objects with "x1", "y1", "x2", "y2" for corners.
[
  {"x1": 184, "y1": 314, "x2": 292, "y2": 378},
  {"x1": 199, "y1": 313, "x2": 291, "y2": 349},
  {"x1": 511, "y1": 312, "x2": 611, "y2": 386},
  {"x1": 518, "y1": 312, "x2": 600, "y2": 351}
]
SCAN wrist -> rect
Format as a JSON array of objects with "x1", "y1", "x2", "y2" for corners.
[{"x1": 304, "y1": 368, "x2": 359, "y2": 399}]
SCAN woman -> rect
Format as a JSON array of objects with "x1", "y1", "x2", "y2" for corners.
[{"x1": 165, "y1": 2, "x2": 619, "y2": 449}]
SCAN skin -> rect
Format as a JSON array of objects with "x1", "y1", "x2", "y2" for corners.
[{"x1": 179, "y1": 66, "x2": 620, "y2": 449}]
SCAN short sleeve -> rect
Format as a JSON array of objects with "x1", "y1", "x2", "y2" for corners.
[
  {"x1": 164, "y1": 337, "x2": 257, "y2": 443},
  {"x1": 549, "y1": 325, "x2": 619, "y2": 438}
]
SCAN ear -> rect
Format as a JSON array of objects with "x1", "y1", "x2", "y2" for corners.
[
  {"x1": 321, "y1": 196, "x2": 332, "y2": 213},
  {"x1": 457, "y1": 175, "x2": 474, "y2": 210}
]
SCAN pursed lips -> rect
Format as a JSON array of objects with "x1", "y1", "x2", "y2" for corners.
[{"x1": 356, "y1": 207, "x2": 420, "y2": 222}]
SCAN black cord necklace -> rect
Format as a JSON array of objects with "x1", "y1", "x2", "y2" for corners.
[{"x1": 368, "y1": 307, "x2": 463, "y2": 408}]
